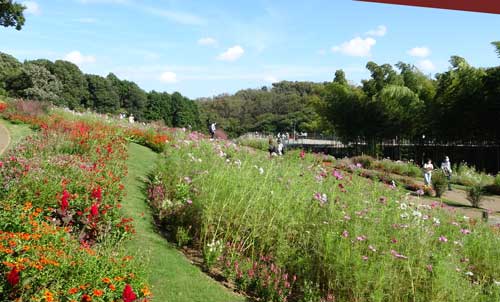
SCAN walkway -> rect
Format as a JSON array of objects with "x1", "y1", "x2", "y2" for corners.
[
  {"x1": 0, "y1": 122, "x2": 11, "y2": 155},
  {"x1": 122, "y1": 143, "x2": 245, "y2": 302}
]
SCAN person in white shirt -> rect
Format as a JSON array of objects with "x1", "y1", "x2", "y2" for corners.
[
  {"x1": 423, "y1": 159, "x2": 434, "y2": 185},
  {"x1": 441, "y1": 156, "x2": 452, "y2": 190}
]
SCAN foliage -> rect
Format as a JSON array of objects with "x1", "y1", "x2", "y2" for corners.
[
  {"x1": 351, "y1": 155, "x2": 374, "y2": 169},
  {"x1": 432, "y1": 170, "x2": 448, "y2": 198},
  {"x1": 0, "y1": 0, "x2": 25, "y2": 30},
  {"x1": 148, "y1": 132, "x2": 500, "y2": 302},
  {"x1": 199, "y1": 81, "x2": 325, "y2": 138},
  {"x1": 7, "y1": 63, "x2": 62, "y2": 102},
  {"x1": 0, "y1": 108, "x2": 152, "y2": 301}
]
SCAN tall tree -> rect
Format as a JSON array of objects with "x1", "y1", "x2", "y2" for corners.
[
  {"x1": 7, "y1": 63, "x2": 62, "y2": 102},
  {"x1": 0, "y1": 0, "x2": 25, "y2": 30},
  {"x1": 0, "y1": 52, "x2": 22, "y2": 95},
  {"x1": 84, "y1": 75, "x2": 120, "y2": 113},
  {"x1": 107, "y1": 73, "x2": 147, "y2": 120}
]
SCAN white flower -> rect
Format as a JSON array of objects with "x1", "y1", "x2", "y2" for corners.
[
  {"x1": 400, "y1": 203, "x2": 408, "y2": 210},
  {"x1": 259, "y1": 167, "x2": 264, "y2": 175},
  {"x1": 412, "y1": 210, "x2": 422, "y2": 218},
  {"x1": 400, "y1": 212, "x2": 409, "y2": 219},
  {"x1": 433, "y1": 217, "x2": 441, "y2": 225},
  {"x1": 465, "y1": 271, "x2": 474, "y2": 276}
]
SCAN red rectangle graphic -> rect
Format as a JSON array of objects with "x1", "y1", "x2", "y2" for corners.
[{"x1": 356, "y1": 0, "x2": 500, "y2": 14}]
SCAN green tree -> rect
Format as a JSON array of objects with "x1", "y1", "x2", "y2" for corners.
[
  {"x1": 145, "y1": 91, "x2": 173, "y2": 126},
  {"x1": 107, "y1": 73, "x2": 147, "y2": 120},
  {"x1": 7, "y1": 63, "x2": 62, "y2": 102},
  {"x1": 84, "y1": 74, "x2": 120, "y2": 113},
  {"x1": 491, "y1": 41, "x2": 500, "y2": 58},
  {"x1": 0, "y1": 0, "x2": 25, "y2": 30},
  {"x1": 0, "y1": 52, "x2": 22, "y2": 95},
  {"x1": 52, "y1": 60, "x2": 89, "y2": 109}
]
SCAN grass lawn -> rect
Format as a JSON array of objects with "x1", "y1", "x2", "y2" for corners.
[{"x1": 122, "y1": 142, "x2": 246, "y2": 302}]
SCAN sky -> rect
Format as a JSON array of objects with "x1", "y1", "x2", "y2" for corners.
[{"x1": 2, "y1": 0, "x2": 500, "y2": 99}]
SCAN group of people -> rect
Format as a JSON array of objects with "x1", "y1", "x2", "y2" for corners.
[
  {"x1": 268, "y1": 137, "x2": 285, "y2": 157},
  {"x1": 423, "y1": 156, "x2": 453, "y2": 190}
]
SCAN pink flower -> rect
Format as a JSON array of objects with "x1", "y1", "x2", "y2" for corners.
[
  {"x1": 426, "y1": 264, "x2": 433, "y2": 272},
  {"x1": 333, "y1": 170, "x2": 343, "y2": 180},
  {"x1": 438, "y1": 235, "x2": 448, "y2": 243},
  {"x1": 460, "y1": 229, "x2": 471, "y2": 235},
  {"x1": 300, "y1": 150, "x2": 305, "y2": 159},
  {"x1": 186, "y1": 199, "x2": 193, "y2": 205},
  {"x1": 368, "y1": 245, "x2": 377, "y2": 252},
  {"x1": 356, "y1": 235, "x2": 367, "y2": 241},
  {"x1": 390, "y1": 249, "x2": 408, "y2": 260},
  {"x1": 362, "y1": 255, "x2": 369, "y2": 261},
  {"x1": 341, "y1": 230, "x2": 349, "y2": 238}
]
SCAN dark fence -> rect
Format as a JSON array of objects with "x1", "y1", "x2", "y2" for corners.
[{"x1": 288, "y1": 138, "x2": 500, "y2": 174}]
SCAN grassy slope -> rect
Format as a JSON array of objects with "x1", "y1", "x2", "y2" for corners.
[{"x1": 122, "y1": 142, "x2": 245, "y2": 302}]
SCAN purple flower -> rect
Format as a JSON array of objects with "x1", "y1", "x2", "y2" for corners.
[{"x1": 186, "y1": 199, "x2": 193, "y2": 205}]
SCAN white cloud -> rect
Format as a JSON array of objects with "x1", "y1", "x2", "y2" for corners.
[
  {"x1": 160, "y1": 71, "x2": 178, "y2": 83},
  {"x1": 408, "y1": 46, "x2": 431, "y2": 58},
  {"x1": 366, "y1": 25, "x2": 387, "y2": 37},
  {"x1": 332, "y1": 37, "x2": 376, "y2": 57},
  {"x1": 217, "y1": 45, "x2": 245, "y2": 62},
  {"x1": 22, "y1": 1, "x2": 41, "y2": 15},
  {"x1": 417, "y1": 59, "x2": 436, "y2": 72},
  {"x1": 264, "y1": 75, "x2": 278, "y2": 83},
  {"x1": 64, "y1": 51, "x2": 96, "y2": 65},
  {"x1": 198, "y1": 37, "x2": 217, "y2": 46}
]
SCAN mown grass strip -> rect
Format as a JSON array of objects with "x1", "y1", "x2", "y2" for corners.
[{"x1": 123, "y1": 142, "x2": 246, "y2": 302}]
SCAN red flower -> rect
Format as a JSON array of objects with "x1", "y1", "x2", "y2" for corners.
[
  {"x1": 90, "y1": 202, "x2": 99, "y2": 218},
  {"x1": 81, "y1": 294, "x2": 92, "y2": 302},
  {"x1": 61, "y1": 189, "x2": 71, "y2": 212},
  {"x1": 122, "y1": 284, "x2": 137, "y2": 302},
  {"x1": 91, "y1": 186, "x2": 102, "y2": 202},
  {"x1": 7, "y1": 267, "x2": 19, "y2": 287}
]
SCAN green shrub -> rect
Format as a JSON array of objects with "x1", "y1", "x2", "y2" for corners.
[
  {"x1": 351, "y1": 155, "x2": 374, "y2": 169},
  {"x1": 466, "y1": 175, "x2": 489, "y2": 208},
  {"x1": 432, "y1": 170, "x2": 448, "y2": 198}
]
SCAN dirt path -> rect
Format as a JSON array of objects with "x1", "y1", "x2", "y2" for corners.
[{"x1": 0, "y1": 122, "x2": 11, "y2": 155}]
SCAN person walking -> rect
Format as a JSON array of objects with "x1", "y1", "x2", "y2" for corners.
[
  {"x1": 441, "y1": 156, "x2": 453, "y2": 190},
  {"x1": 209, "y1": 122, "x2": 216, "y2": 139},
  {"x1": 423, "y1": 159, "x2": 434, "y2": 186}
]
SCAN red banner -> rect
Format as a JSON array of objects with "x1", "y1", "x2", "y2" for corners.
[{"x1": 356, "y1": 0, "x2": 500, "y2": 14}]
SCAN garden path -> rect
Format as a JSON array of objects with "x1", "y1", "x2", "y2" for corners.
[
  {"x1": 0, "y1": 122, "x2": 11, "y2": 155},
  {"x1": 122, "y1": 142, "x2": 246, "y2": 302}
]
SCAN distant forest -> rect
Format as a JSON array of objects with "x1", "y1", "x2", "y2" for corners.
[
  {"x1": 0, "y1": 52, "x2": 202, "y2": 129},
  {"x1": 201, "y1": 45, "x2": 500, "y2": 142},
  {"x1": 1, "y1": 45, "x2": 500, "y2": 142}
]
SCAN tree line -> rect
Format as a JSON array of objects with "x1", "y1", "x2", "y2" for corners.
[
  {"x1": 0, "y1": 52, "x2": 201, "y2": 128},
  {"x1": 200, "y1": 44, "x2": 500, "y2": 142}
]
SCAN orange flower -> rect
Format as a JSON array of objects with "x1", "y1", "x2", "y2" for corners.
[
  {"x1": 44, "y1": 290, "x2": 54, "y2": 302},
  {"x1": 68, "y1": 288, "x2": 79, "y2": 294},
  {"x1": 102, "y1": 277, "x2": 111, "y2": 284},
  {"x1": 108, "y1": 284, "x2": 116, "y2": 291},
  {"x1": 141, "y1": 286, "x2": 152, "y2": 296},
  {"x1": 93, "y1": 289, "x2": 104, "y2": 297}
]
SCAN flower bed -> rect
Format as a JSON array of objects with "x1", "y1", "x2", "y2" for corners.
[
  {"x1": 147, "y1": 136, "x2": 500, "y2": 301},
  {"x1": 0, "y1": 106, "x2": 151, "y2": 301}
]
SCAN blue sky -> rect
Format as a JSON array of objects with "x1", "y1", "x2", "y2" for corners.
[{"x1": 2, "y1": 0, "x2": 500, "y2": 98}]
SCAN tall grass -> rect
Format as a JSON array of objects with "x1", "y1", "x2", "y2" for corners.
[{"x1": 148, "y1": 136, "x2": 500, "y2": 302}]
